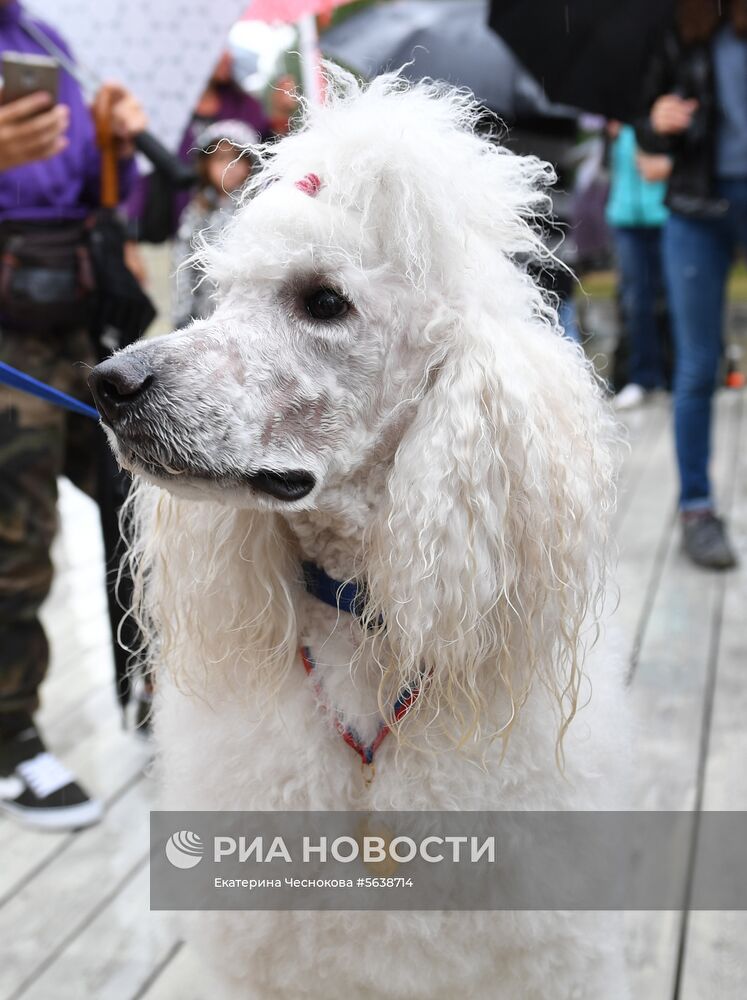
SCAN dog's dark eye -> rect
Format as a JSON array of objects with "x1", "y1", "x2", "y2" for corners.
[{"x1": 304, "y1": 287, "x2": 349, "y2": 321}]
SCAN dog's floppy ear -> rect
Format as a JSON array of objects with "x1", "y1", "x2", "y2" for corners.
[
  {"x1": 365, "y1": 309, "x2": 616, "y2": 751},
  {"x1": 125, "y1": 486, "x2": 299, "y2": 700}
]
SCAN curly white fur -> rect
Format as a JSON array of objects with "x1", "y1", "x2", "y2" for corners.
[{"x1": 103, "y1": 72, "x2": 630, "y2": 999}]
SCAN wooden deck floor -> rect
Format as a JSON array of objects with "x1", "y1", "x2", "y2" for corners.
[{"x1": 2, "y1": 369, "x2": 746, "y2": 998}]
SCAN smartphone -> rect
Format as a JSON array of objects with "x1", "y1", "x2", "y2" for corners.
[{"x1": 1, "y1": 51, "x2": 59, "y2": 107}]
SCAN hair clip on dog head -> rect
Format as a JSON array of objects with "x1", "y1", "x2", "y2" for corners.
[{"x1": 294, "y1": 173, "x2": 323, "y2": 197}]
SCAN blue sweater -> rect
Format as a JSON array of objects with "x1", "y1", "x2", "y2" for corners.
[{"x1": 606, "y1": 126, "x2": 668, "y2": 229}]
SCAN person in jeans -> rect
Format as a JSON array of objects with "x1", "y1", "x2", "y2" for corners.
[
  {"x1": 607, "y1": 123, "x2": 671, "y2": 410},
  {"x1": 636, "y1": 0, "x2": 744, "y2": 569},
  {"x1": 0, "y1": 0, "x2": 145, "y2": 828}
]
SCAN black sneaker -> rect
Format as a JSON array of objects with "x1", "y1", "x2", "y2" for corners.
[
  {"x1": 682, "y1": 511, "x2": 738, "y2": 570},
  {"x1": 0, "y1": 724, "x2": 103, "y2": 831}
]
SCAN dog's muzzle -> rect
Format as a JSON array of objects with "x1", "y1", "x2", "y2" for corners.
[{"x1": 88, "y1": 357, "x2": 316, "y2": 502}]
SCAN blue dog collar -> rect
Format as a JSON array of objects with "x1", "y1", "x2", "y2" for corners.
[{"x1": 301, "y1": 561, "x2": 365, "y2": 617}]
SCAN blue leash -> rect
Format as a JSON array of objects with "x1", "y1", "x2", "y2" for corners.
[{"x1": 0, "y1": 361, "x2": 100, "y2": 421}]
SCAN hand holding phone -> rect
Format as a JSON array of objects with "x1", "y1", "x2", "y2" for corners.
[
  {"x1": 0, "y1": 53, "x2": 68, "y2": 171},
  {"x1": 0, "y1": 91, "x2": 69, "y2": 171},
  {"x1": 2, "y1": 52, "x2": 60, "y2": 106}
]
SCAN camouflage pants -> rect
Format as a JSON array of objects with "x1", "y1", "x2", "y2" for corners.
[{"x1": 0, "y1": 325, "x2": 98, "y2": 715}]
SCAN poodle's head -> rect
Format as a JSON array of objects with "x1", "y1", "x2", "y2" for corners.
[
  {"x1": 99, "y1": 74, "x2": 618, "y2": 750},
  {"x1": 90, "y1": 74, "x2": 556, "y2": 510}
]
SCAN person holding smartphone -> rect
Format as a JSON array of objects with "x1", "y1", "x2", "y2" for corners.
[{"x1": 0, "y1": 0, "x2": 146, "y2": 830}]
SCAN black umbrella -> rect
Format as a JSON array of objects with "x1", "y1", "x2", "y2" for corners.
[
  {"x1": 322, "y1": 0, "x2": 572, "y2": 122},
  {"x1": 488, "y1": 0, "x2": 675, "y2": 123}
]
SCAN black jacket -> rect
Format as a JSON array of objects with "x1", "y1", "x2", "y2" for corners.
[{"x1": 636, "y1": 30, "x2": 729, "y2": 219}]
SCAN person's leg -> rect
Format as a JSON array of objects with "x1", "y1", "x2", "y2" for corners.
[
  {"x1": 724, "y1": 177, "x2": 747, "y2": 261},
  {"x1": 557, "y1": 294, "x2": 582, "y2": 344},
  {"x1": 62, "y1": 329, "x2": 143, "y2": 727},
  {"x1": 648, "y1": 225, "x2": 668, "y2": 385},
  {"x1": 60, "y1": 327, "x2": 100, "y2": 501},
  {"x1": 663, "y1": 212, "x2": 731, "y2": 508},
  {"x1": 540, "y1": 259, "x2": 580, "y2": 344},
  {"x1": 0, "y1": 333, "x2": 65, "y2": 723},
  {"x1": 663, "y1": 211, "x2": 736, "y2": 568},
  {"x1": 0, "y1": 327, "x2": 103, "y2": 828},
  {"x1": 613, "y1": 226, "x2": 666, "y2": 391}
]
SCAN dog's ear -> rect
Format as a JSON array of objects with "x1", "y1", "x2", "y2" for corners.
[
  {"x1": 126, "y1": 486, "x2": 299, "y2": 699},
  {"x1": 365, "y1": 310, "x2": 616, "y2": 751}
]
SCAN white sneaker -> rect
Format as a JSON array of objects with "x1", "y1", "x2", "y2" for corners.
[{"x1": 613, "y1": 383, "x2": 646, "y2": 411}]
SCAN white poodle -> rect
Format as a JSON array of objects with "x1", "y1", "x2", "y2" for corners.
[{"x1": 90, "y1": 74, "x2": 630, "y2": 1000}]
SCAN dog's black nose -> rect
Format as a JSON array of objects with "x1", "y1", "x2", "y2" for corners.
[{"x1": 89, "y1": 355, "x2": 154, "y2": 423}]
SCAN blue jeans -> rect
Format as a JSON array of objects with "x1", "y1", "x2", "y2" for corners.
[
  {"x1": 557, "y1": 296, "x2": 581, "y2": 344},
  {"x1": 613, "y1": 226, "x2": 667, "y2": 390},
  {"x1": 663, "y1": 178, "x2": 747, "y2": 509}
]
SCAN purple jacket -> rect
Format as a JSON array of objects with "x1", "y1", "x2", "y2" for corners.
[{"x1": 0, "y1": 0, "x2": 136, "y2": 222}]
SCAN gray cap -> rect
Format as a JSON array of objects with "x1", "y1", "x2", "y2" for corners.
[{"x1": 194, "y1": 119, "x2": 260, "y2": 156}]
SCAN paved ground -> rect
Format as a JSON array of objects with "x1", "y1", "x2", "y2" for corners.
[{"x1": 1, "y1": 252, "x2": 746, "y2": 998}]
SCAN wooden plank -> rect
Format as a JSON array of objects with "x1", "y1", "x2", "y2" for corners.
[
  {"x1": 49, "y1": 478, "x2": 107, "y2": 573},
  {"x1": 38, "y1": 680, "x2": 121, "y2": 757},
  {"x1": 137, "y1": 942, "x2": 217, "y2": 1000},
  {"x1": 689, "y1": 392, "x2": 747, "y2": 808},
  {"x1": 612, "y1": 397, "x2": 679, "y2": 666},
  {"x1": 613, "y1": 396, "x2": 671, "y2": 533},
  {"x1": 675, "y1": 389, "x2": 747, "y2": 1000},
  {"x1": 0, "y1": 778, "x2": 154, "y2": 999},
  {"x1": 35, "y1": 644, "x2": 114, "y2": 723},
  {"x1": 17, "y1": 864, "x2": 179, "y2": 1000},
  {"x1": 40, "y1": 479, "x2": 113, "y2": 686},
  {"x1": 623, "y1": 390, "x2": 744, "y2": 1000},
  {"x1": 39, "y1": 590, "x2": 111, "y2": 684},
  {"x1": 678, "y1": 912, "x2": 747, "y2": 1000}
]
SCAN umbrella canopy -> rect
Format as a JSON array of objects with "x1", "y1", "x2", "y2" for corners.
[
  {"x1": 489, "y1": 0, "x2": 675, "y2": 123},
  {"x1": 243, "y1": 0, "x2": 352, "y2": 19},
  {"x1": 321, "y1": 0, "x2": 570, "y2": 121},
  {"x1": 240, "y1": 0, "x2": 358, "y2": 106}
]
